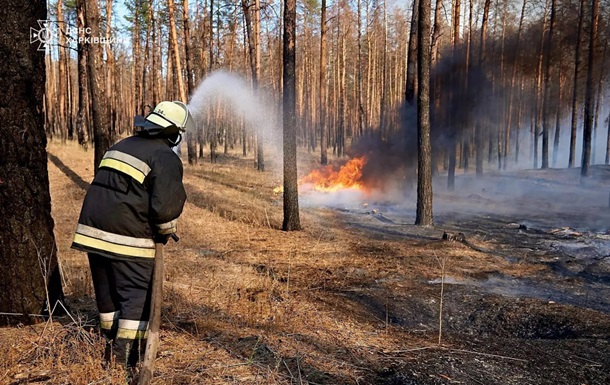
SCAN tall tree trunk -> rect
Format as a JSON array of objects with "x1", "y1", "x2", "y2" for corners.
[
  {"x1": 581, "y1": 0, "x2": 599, "y2": 178},
  {"x1": 133, "y1": 1, "x2": 142, "y2": 116},
  {"x1": 241, "y1": 0, "x2": 264, "y2": 170},
  {"x1": 504, "y1": 0, "x2": 527, "y2": 170},
  {"x1": 105, "y1": 0, "x2": 115, "y2": 138},
  {"x1": 476, "y1": 0, "x2": 492, "y2": 176},
  {"x1": 76, "y1": 1, "x2": 88, "y2": 147},
  {"x1": 569, "y1": 0, "x2": 585, "y2": 168},
  {"x1": 356, "y1": 0, "x2": 364, "y2": 136},
  {"x1": 405, "y1": 0, "x2": 419, "y2": 106},
  {"x1": 150, "y1": 0, "x2": 158, "y2": 107},
  {"x1": 431, "y1": 0, "x2": 443, "y2": 176},
  {"x1": 319, "y1": 0, "x2": 328, "y2": 165},
  {"x1": 57, "y1": 0, "x2": 68, "y2": 139},
  {"x1": 0, "y1": 0, "x2": 64, "y2": 319},
  {"x1": 552, "y1": 64, "x2": 564, "y2": 167},
  {"x1": 254, "y1": 0, "x2": 264, "y2": 170},
  {"x1": 541, "y1": 0, "x2": 556, "y2": 169},
  {"x1": 591, "y1": 42, "x2": 607, "y2": 164},
  {"x1": 379, "y1": 2, "x2": 388, "y2": 133},
  {"x1": 282, "y1": 0, "x2": 301, "y2": 231},
  {"x1": 534, "y1": 0, "x2": 550, "y2": 169},
  {"x1": 604, "y1": 106, "x2": 610, "y2": 164},
  {"x1": 84, "y1": 0, "x2": 112, "y2": 171},
  {"x1": 169, "y1": 0, "x2": 186, "y2": 102},
  {"x1": 337, "y1": 11, "x2": 347, "y2": 156},
  {"x1": 415, "y1": 0, "x2": 433, "y2": 226},
  {"x1": 447, "y1": 0, "x2": 461, "y2": 191},
  {"x1": 183, "y1": 0, "x2": 198, "y2": 165}
]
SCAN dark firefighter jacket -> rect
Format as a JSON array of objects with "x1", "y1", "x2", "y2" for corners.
[{"x1": 72, "y1": 135, "x2": 187, "y2": 260}]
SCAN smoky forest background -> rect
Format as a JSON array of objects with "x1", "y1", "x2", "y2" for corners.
[{"x1": 43, "y1": 0, "x2": 610, "y2": 180}]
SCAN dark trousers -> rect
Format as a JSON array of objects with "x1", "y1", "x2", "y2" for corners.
[{"x1": 88, "y1": 253, "x2": 154, "y2": 368}]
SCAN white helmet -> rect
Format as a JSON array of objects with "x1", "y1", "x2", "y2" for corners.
[{"x1": 134, "y1": 101, "x2": 195, "y2": 144}]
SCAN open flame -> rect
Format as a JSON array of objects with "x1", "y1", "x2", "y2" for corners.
[
  {"x1": 300, "y1": 156, "x2": 368, "y2": 192},
  {"x1": 273, "y1": 156, "x2": 368, "y2": 194}
]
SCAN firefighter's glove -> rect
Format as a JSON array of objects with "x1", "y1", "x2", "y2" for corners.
[
  {"x1": 153, "y1": 233, "x2": 171, "y2": 245},
  {"x1": 155, "y1": 220, "x2": 179, "y2": 244}
]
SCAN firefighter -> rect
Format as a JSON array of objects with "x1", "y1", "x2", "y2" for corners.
[{"x1": 72, "y1": 101, "x2": 193, "y2": 370}]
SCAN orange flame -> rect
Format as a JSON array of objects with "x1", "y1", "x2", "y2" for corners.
[{"x1": 300, "y1": 156, "x2": 368, "y2": 192}]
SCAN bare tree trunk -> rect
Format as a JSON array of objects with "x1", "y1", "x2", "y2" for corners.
[
  {"x1": 504, "y1": 0, "x2": 527, "y2": 170},
  {"x1": 379, "y1": 2, "x2": 388, "y2": 134},
  {"x1": 430, "y1": 0, "x2": 442, "y2": 177},
  {"x1": 541, "y1": 0, "x2": 556, "y2": 169},
  {"x1": 76, "y1": 1, "x2": 88, "y2": 147},
  {"x1": 133, "y1": 2, "x2": 142, "y2": 116},
  {"x1": 337, "y1": 12, "x2": 347, "y2": 156},
  {"x1": 356, "y1": 0, "x2": 364, "y2": 135},
  {"x1": 447, "y1": 0, "x2": 461, "y2": 191},
  {"x1": 282, "y1": 0, "x2": 301, "y2": 231},
  {"x1": 254, "y1": 0, "x2": 264, "y2": 170},
  {"x1": 105, "y1": 0, "x2": 116, "y2": 138},
  {"x1": 241, "y1": 0, "x2": 263, "y2": 169},
  {"x1": 534, "y1": 0, "x2": 550, "y2": 169},
  {"x1": 319, "y1": 0, "x2": 328, "y2": 165},
  {"x1": 56, "y1": 0, "x2": 68, "y2": 140},
  {"x1": 604, "y1": 106, "x2": 610, "y2": 164},
  {"x1": 0, "y1": 0, "x2": 64, "y2": 319},
  {"x1": 169, "y1": 0, "x2": 186, "y2": 102},
  {"x1": 569, "y1": 0, "x2": 585, "y2": 168},
  {"x1": 84, "y1": 0, "x2": 112, "y2": 172},
  {"x1": 415, "y1": 0, "x2": 433, "y2": 226},
  {"x1": 476, "y1": 0, "x2": 492, "y2": 176},
  {"x1": 591, "y1": 42, "x2": 607, "y2": 164},
  {"x1": 183, "y1": 0, "x2": 198, "y2": 165},
  {"x1": 150, "y1": 0, "x2": 158, "y2": 107},
  {"x1": 405, "y1": 0, "x2": 419, "y2": 107},
  {"x1": 581, "y1": 0, "x2": 599, "y2": 178},
  {"x1": 552, "y1": 64, "x2": 563, "y2": 167}
]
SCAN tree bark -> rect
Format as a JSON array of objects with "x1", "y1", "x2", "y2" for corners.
[
  {"x1": 319, "y1": 0, "x2": 328, "y2": 165},
  {"x1": 405, "y1": 0, "x2": 419, "y2": 106},
  {"x1": 105, "y1": 0, "x2": 116, "y2": 138},
  {"x1": 476, "y1": 0, "x2": 492, "y2": 176},
  {"x1": 0, "y1": 0, "x2": 64, "y2": 319},
  {"x1": 76, "y1": 0, "x2": 88, "y2": 147},
  {"x1": 356, "y1": 0, "x2": 364, "y2": 136},
  {"x1": 581, "y1": 0, "x2": 599, "y2": 179},
  {"x1": 541, "y1": 0, "x2": 556, "y2": 169},
  {"x1": 183, "y1": 0, "x2": 198, "y2": 165},
  {"x1": 504, "y1": 0, "x2": 527, "y2": 170},
  {"x1": 447, "y1": 0, "x2": 461, "y2": 191},
  {"x1": 534, "y1": 0, "x2": 550, "y2": 169},
  {"x1": 169, "y1": 0, "x2": 186, "y2": 103},
  {"x1": 282, "y1": 0, "x2": 301, "y2": 231},
  {"x1": 84, "y1": 0, "x2": 112, "y2": 172},
  {"x1": 569, "y1": 0, "x2": 585, "y2": 168},
  {"x1": 56, "y1": 0, "x2": 69, "y2": 140},
  {"x1": 415, "y1": 0, "x2": 433, "y2": 226}
]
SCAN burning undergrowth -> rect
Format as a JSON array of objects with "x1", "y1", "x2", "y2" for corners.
[{"x1": 298, "y1": 133, "x2": 418, "y2": 207}]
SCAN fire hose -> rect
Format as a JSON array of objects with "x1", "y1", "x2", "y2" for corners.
[{"x1": 138, "y1": 234, "x2": 178, "y2": 385}]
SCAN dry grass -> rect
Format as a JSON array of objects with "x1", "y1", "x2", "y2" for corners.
[{"x1": 1, "y1": 140, "x2": 602, "y2": 385}]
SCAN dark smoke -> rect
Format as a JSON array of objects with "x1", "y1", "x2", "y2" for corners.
[{"x1": 346, "y1": 46, "x2": 502, "y2": 198}]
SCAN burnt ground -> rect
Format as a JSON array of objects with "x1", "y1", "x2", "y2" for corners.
[
  {"x1": 301, "y1": 166, "x2": 610, "y2": 385},
  {"x1": 3, "y1": 143, "x2": 609, "y2": 385}
]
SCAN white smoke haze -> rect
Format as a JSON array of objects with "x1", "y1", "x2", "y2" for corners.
[
  {"x1": 183, "y1": 71, "x2": 609, "y2": 238},
  {"x1": 186, "y1": 70, "x2": 283, "y2": 163},
  {"x1": 508, "y1": 109, "x2": 609, "y2": 171}
]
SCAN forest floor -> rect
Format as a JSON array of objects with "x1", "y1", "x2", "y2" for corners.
[{"x1": 1, "y1": 140, "x2": 610, "y2": 385}]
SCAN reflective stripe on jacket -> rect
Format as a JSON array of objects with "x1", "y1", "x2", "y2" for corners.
[{"x1": 72, "y1": 136, "x2": 187, "y2": 260}]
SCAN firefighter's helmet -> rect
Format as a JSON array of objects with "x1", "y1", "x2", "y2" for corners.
[{"x1": 134, "y1": 101, "x2": 195, "y2": 144}]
